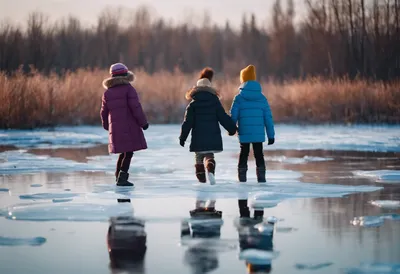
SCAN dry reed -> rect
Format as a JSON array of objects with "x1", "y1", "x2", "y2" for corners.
[{"x1": 0, "y1": 69, "x2": 399, "y2": 129}]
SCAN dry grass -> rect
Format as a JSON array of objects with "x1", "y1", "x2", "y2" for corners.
[{"x1": 0, "y1": 69, "x2": 399, "y2": 129}]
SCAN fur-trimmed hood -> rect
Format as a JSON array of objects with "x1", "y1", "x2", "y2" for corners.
[
  {"x1": 185, "y1": 78, "x2": 220, "y2": 100},
  {"x1": 102, "y1": 71, "x2": 135, "y2": 89}
]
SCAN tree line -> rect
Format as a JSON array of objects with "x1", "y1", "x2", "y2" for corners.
[{"x1": 0, "y1": 0, "x2": 399, "y2": 81}]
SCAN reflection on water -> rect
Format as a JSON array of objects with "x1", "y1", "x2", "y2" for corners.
[
  {"x1": 28, "y1": 144, "x2": 109, "y2": 163},
  {"x1": 181, "y1": 198, "x2": 223, "y2": 274},
  {"x1": 236, "y1": 199, "x2": 274, "y2": 274},
  {"x1": 107, "y1": 199, "x2": 147, "y2": 274}
]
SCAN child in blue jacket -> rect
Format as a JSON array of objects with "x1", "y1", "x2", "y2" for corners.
[{"x1": 230, "y1": 65, "x2": 275, "y2": 183}]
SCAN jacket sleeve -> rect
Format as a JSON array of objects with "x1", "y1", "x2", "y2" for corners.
[
  {"x1": 128, "y1": 87, "x2": 148, "y2": 127},
  {"x1": 263, "y1": 98, "x2": 275, "y2": 139},
  {"x1": 100, "y1": 94, "x2": 109, "y2": 131},
  {"x1": 230, "y1": 95, "x2": 240, "y2": 124},
  {"x1": 217, "y1": 100, "x2": 237, "y2": 135},
  {"x1": 179, "y1": 103, "x2": 194, "y2": 142}
]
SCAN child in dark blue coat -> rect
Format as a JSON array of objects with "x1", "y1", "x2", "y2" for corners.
[
  {"x1": 180, "y1": 68, "x2": 237, "y2": 184},
  {"x1": 230, "y1": 65, "x2": 275, "y2": 183}
]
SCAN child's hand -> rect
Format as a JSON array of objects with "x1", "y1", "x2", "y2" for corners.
[
  {"x1": 179, "y1": 139, "x2": 185, "y2": 147},
  {"x1": 142, "y1": 124, "x2": 149, "y2": 130},
  {"x1": 268, "y1": 138, "x2": 275, "y2": 145},
  {"x1": 228, "y1": 130, "x2": 236, "y2": 136}
]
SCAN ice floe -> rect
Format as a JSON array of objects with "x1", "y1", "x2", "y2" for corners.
[
  {"x1": 351, "y1": 214, "x2": 400, "y2": 227},
  {"x1": 4, "y1": 202, "x2": 133, "y2": 222},
  {"x1": 353, "y1": 170, "x2": 400, "y2": 183},
  {"x1": 19, "y1": 193, "x2": 79, "y2": 200},
  {"x1": 239, "y1": 249, "x2": 280, "y2": 264},
  {"x1": 0, "y1": 236, "x2": 46, "y2": 246},
  {"x1": 369, "y1": 200, "x2": 400, "y2": 209},
  {"x1": 295, "y1": 262, "x2": 333, "y2": 270}
]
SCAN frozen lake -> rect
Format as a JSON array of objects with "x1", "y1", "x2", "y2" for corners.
[{"x1": 0, "y1": 124, "x2": 399, "y2": 274}]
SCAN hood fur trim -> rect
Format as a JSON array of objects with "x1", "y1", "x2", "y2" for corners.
[
  {"x1": 185, "y1": 86, "x2": 219, "y2": 100},
  {"x1": 102, "y1": 71, "x2": 135, "y2": 89},
  {"x1": 196, "y1": 78, "x2": 212, "y2": 87}
]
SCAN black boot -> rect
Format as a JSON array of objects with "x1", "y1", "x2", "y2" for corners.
[
  {"x1": 238, "y1": 168, "x2": 247, "y2": 182},
  {"x1": 256, "y1": 167, "x2": 266, "y2": 183},
  {"x1": 116, "y1": 171, "x2": 134, "y2": 186},
  {"x1": 195, "y1": 164, "x2": 206, "y2": 183}
]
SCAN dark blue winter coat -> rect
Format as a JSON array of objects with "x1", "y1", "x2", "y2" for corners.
[
  {"x1": 179, "y1": 86, "x2": 237, "y2": 152},
  {"x1": 230, "y1": 81, "x2": 275, "y2": 143}
]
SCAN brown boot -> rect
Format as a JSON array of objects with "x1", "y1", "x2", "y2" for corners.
[
  {"x1": 206, "y1": 159, "x2": 216, "y2": 185},
  {"x1": 195, "y1": 164, "x2": 206, "y2": 183}
]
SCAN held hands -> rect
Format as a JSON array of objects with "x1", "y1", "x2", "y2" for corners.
[
  {"x1": 142, "y1": 124, "x2": 149, "y2": 130},
  {"x1": 179, "y1": 139, "x2": 185, "y2": 147},
  {"x1": 268, "y1": 138, "x2": 275, "y2": 145}
]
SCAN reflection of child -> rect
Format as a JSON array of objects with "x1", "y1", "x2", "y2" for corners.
[
  {"x1": 107, "y1": 216, "x2": 147, "y2": 273},
  {"x1": 230, "y1": 65, "x2": 275, "y2": 183}
]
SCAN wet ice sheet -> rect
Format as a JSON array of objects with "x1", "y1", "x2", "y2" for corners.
[
  {"x1": 353, "y1": 170, "x2": 400, "y2": 183},
  {"x1": 0, "y1": 236, "x2": 46, "y2": 247}
]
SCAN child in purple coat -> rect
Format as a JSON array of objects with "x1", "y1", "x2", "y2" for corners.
[{"x1": 100, "y1": 63, "x2": 149, "y2": 186}]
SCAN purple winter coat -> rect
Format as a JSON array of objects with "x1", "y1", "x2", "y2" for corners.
[{"x1": 100, "y1": 72, "x2": 148, "y2": 153}]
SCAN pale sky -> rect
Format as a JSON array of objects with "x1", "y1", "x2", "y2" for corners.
[{"x1": 0, "y1": 0, "x2": 306, "y2": 29}]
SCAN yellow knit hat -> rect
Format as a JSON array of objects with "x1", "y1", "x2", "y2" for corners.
[{"x1": 240, "y1": 65, "x2": 256, "y2": 83}]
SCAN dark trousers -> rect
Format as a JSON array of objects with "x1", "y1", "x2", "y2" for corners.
[
  {"x1": 115, "y1": 152, "x2": 133, "y2": 177},
  {"x1": 238, "y1": 142, "x2": 265, "y2": 169}
]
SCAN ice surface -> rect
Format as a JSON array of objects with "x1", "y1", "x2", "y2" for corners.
[
  {"x1": 353, "y1": 170, "x2": 400, "y2": 183},
  {"x1": 266, "y1": 156, "x2": 333, "y2": 164},
  {"x1": 5, "y1": 202, "x2": 133, "y2": 222},
  {"x1": 295, "y1": 262, "x2": 333, "y2": 270},
  {"x1": 239, "y1": 249, "x2": 280, "y2": 264},
  {"x1": 1, "y1": 125, "x2": 399, "y2": 153},
  {"x1": 19, "y1": 193, "x2": 79, "y2": 200},
  {"x1": 344, "y1": 263, "x2": 400, "y2": 274},
  {"x1": 0, "y1": 236, "x2": 46, "y2": 247},
  {"x1": 369, "y1": 200, "x2": 400, "y2": 209},
  {"x1": 87, "y1": 180, "x2": 381, "y2": 202},
  {"x1": 30, "y1": 184, "x2": 43, "y2": 188}
]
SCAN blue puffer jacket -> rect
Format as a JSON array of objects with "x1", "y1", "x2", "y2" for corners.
[{"x1": 230, "y1": 81, "x2": 275, "y2": 143}]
